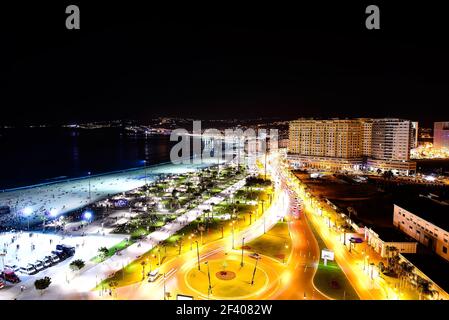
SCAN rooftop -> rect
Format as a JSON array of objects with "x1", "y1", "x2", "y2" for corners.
[
  {"x1": 401, "y1": 253, "x2": 449, "y2": 294},
  {"x1": 395, "y1": 196, "x2": 449, "y2": 231},
  {"x1": 371, "y1": 227, "x2": 416, "y2": 243}
]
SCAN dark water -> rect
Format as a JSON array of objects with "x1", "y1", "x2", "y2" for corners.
[{"x1": 0, "y1": 127, "x2": 176, "y2": 189}]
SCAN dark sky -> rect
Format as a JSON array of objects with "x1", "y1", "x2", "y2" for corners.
[{"x1": 1, "y1": 2, "x2": 448, "y2": 126}]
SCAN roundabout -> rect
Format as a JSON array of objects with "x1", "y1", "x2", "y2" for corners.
[{"x1": 184, "y1": 255, "x2": 280, "y2": 299}]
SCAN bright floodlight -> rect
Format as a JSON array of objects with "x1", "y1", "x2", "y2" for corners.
[
  {"x1": 23, "y1": 207, "x2": 33, "y2": 215},
  {"x1": 50, "y1": 208, "x2": 58, "y2": 217},
  {"x1": 83, "y1": 210, "x2": 93, "y2": 220}
]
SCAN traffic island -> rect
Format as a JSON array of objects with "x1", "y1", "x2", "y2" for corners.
[{"x1": 185, "y1": 258, "x2": 269, "y2": 299}]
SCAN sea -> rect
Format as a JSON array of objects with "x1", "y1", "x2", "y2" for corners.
[{"x1": 0, "y1": 127, "x2": 176, "y2": 190}]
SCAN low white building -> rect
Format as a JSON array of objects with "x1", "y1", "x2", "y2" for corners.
[
  {"x1": 393, "y1": 195, "x2": 449, "y2": 262},
  {"x1": 365, "y1": 226, "x2": 417, "y2": 257}
]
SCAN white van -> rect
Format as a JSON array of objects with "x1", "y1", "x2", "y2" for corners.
[
  {"x1": 147, "y1": 269, "x2": 159, "y2": 282},
  {"x1": 19, "y1": 265, "x2": 37, "y2": 275}
]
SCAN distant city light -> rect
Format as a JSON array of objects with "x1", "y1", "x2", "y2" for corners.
[
  {"x1": 424, "y1": 175, "x2": 436, "y2": 182},
  {"x1": 50, "y1": 208, "x2": 59, "y2": 217},
  {"x1": 23, "y1": 207, "x2": 33, "y2": 216}
]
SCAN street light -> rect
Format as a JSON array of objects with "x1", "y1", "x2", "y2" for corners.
[
  {"x1": 230, "y1": 221, "x2": 235, "y2": 249},
  {"x1": 23, "y1": 207, "x2": 33, "y2": 231},
  {"x1": 284, "y1": 243, "x2": 289, "y2": 264},
  {"x1": 87, "y1": 171, "x2": 92, "y2": 202},
  {"x1": 205, "y1": 261, "x2": 212, "y2": 298},
  {"x1": 143, "y1": 160, "x2": 148, "y2": 187},
  {"x1": 195, "y1": 241, "x2": 200, "y2": 271},
  {"x1": 83, "y1": 210, "x2": 93, "y2": 222},
  {"x1": 163, "y1": 273, "x2": 167, "y2": 300},
  {"x1": 241, "y1": 237, "x2": 245, "y2": 267},
  {"x1": 251, "y1": 255, "x2": 259, "y2": 286}
]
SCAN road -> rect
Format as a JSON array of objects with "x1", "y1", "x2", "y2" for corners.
[{"x1": 98, "y1": 152, "x2": 329, "y2": 300}]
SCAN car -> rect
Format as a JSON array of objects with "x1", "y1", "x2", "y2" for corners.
[
  {"x1": 1, "y1": 270, "x2": 20, "y2": 283},
  {"x1": 248, "y1": 252, "x2": 261, "y2": 260},
  {"x1": 0, "y1": 279, "x2": 5, "y2": 289},
  {"x1": 33, "y1": 261, "x2": 45, "y2": 271},
  {"x1": 19, "y1": 265, "x2": 37, "y2": 275},
  {"x1": 147, "y1": 269, "x2": 160, "y2": 282},
  {"x1": 52, "y1": 250, "x2": 68, "y2": 261},
  {"x1": 4, "y1": 264, "x2": 20, "y2": 272},
  {"x1": 47, "y1": 254, "x2": 60, "y2": 264},
  {"x1": 42, "y1": 257, "x2": 52, "y2": 267},
  {"x1": 56, "y1": 244, "x2": 75, "y2": 256}
]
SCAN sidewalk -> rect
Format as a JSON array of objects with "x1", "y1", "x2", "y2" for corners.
[{"x1": 57, "y1": 177, "x2": 249, "y2": 297}]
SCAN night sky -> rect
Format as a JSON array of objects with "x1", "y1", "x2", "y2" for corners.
[{"x1": 1, "y1": 2, "x2": 449, "y2": 126}]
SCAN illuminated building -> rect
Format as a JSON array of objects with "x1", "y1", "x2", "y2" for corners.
[
  {"x1": 367, "y1": 118, "x2": 416, "y2": 174},
  {"x1": 394, "y1": 195, "x2": 449, "y2": 262},
  {"x1": 288, "y1": 119, "x2": 363, "y2": 171},
  {"x1": 288, "y1": 118, "x2": 416, "y2": 174},
  {"x1": 434, "y1": 122, "x2": 449, "y2": 149}
]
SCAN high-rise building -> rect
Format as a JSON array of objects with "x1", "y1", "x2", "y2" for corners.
[
  {"x1": 288, "y1": 118, "x2": 416, "y2": 174},
  {"x1": 288, "y1": 119, "x2": 363, "y2": 171},
  {"x1": 360, "y1": 119, "x2": 373, "y2": 157},
  {"x1": 366, "y1": 118, "x2": 416, "y2": 174},
  {"x1": 434, "y1": 122, "x2": 449, "y2": 149}
]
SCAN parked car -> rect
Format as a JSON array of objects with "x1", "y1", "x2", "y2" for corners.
[
  {"x1": 1, "y1": 270, "x2": 20, "y2": 283},
  {"x1": 47, "y1": 254, "x2": 60, "y2": 264},
  {"x1": 0, "y1": 279, "x2": 5, "y2": 289},
  {"x1": 42, "y1": 257, "x2": 52, "y2": 268},
  {"x1": 33, "y1": 261, "x2": 45, "y2": 271},
  {"x1": 147, "y1": 269, "x2": 160, "y2": 282},
  {"x1": 56, "y1": 244, "x2": 75, "y2": 257},
  {"x1": 52, "y1": 250, "x2": 68, "y2": 261},
  {"x1": 19, "y1": 265, "x2": 37, "y2": 275},
  {"x1": 4, "y1": 264, "x2": 20, "y2": 272}
]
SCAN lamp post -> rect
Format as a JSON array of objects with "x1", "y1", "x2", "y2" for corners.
[
  {"x1": 205, "y1": 261, "x2": 212, "y2": 298},
  {"x1": 143, "y1": 160, "x2": 147, "y2": 187},
  {"x1": 284, "y1": 243, "x2": 289, "y2": 264},
  {"x1": 196, "y1": 241, "x2": 200, "y2": 271},
  {"x1": 251, "y1": 256, "x2": 259, "y2": 285},
  {"x1": 241, "y1": 237, "x2": 245, "y2": 267},
  {"x1": 230, "y1": 222, "x2": 235, "y2": 249},
  {"x1": 88, "y1": 171, "x2": 92, "y2": 202},
  {"x1": 23, "y1": 207, "x2": 33, "y2": 231},
  {"x1": 163, "y1": 273, "x2": 166, "y2": 300},
  {"x1": 263, "y1": 216, "x2": 266, "y2": 234}
]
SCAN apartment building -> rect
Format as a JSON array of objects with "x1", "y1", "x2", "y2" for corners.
[
  {"x1": 288, "y1": 118, "x2": 416, "y2": 174},
  {"x1": 288, "y1": 119, "x2": 363, "y2": 171},
  {"x1": 434, "y1": 122, "x2": 449, "y2": 149}
]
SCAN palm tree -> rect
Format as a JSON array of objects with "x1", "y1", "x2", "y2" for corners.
[
  {"x1": 140, "y1": 261, "x2": 147, "y2": 280},
  {"x1": 417, "y1": 278, "x2": 433, "y2": 300}
]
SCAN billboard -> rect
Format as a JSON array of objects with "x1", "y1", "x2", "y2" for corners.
[{"x1": 321, "y1": 249, "x2": 334, "y2": 261}]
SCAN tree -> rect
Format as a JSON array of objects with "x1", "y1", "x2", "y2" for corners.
[
  {"x1": 140, "y1": 261, "x2": 147, "y2": 280},
  {"x1": 98, "y1": 247, "x2": 109, "y2": 259},
  {"x1": 34, "y1": 277, "x2": 51, "y2": 295},
  {"x1": 417, "y1": 278, "x2": 433, "y2": 300},
  {"x1": 69, "y1": 259, "x2": 85, "y2": 271}
]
